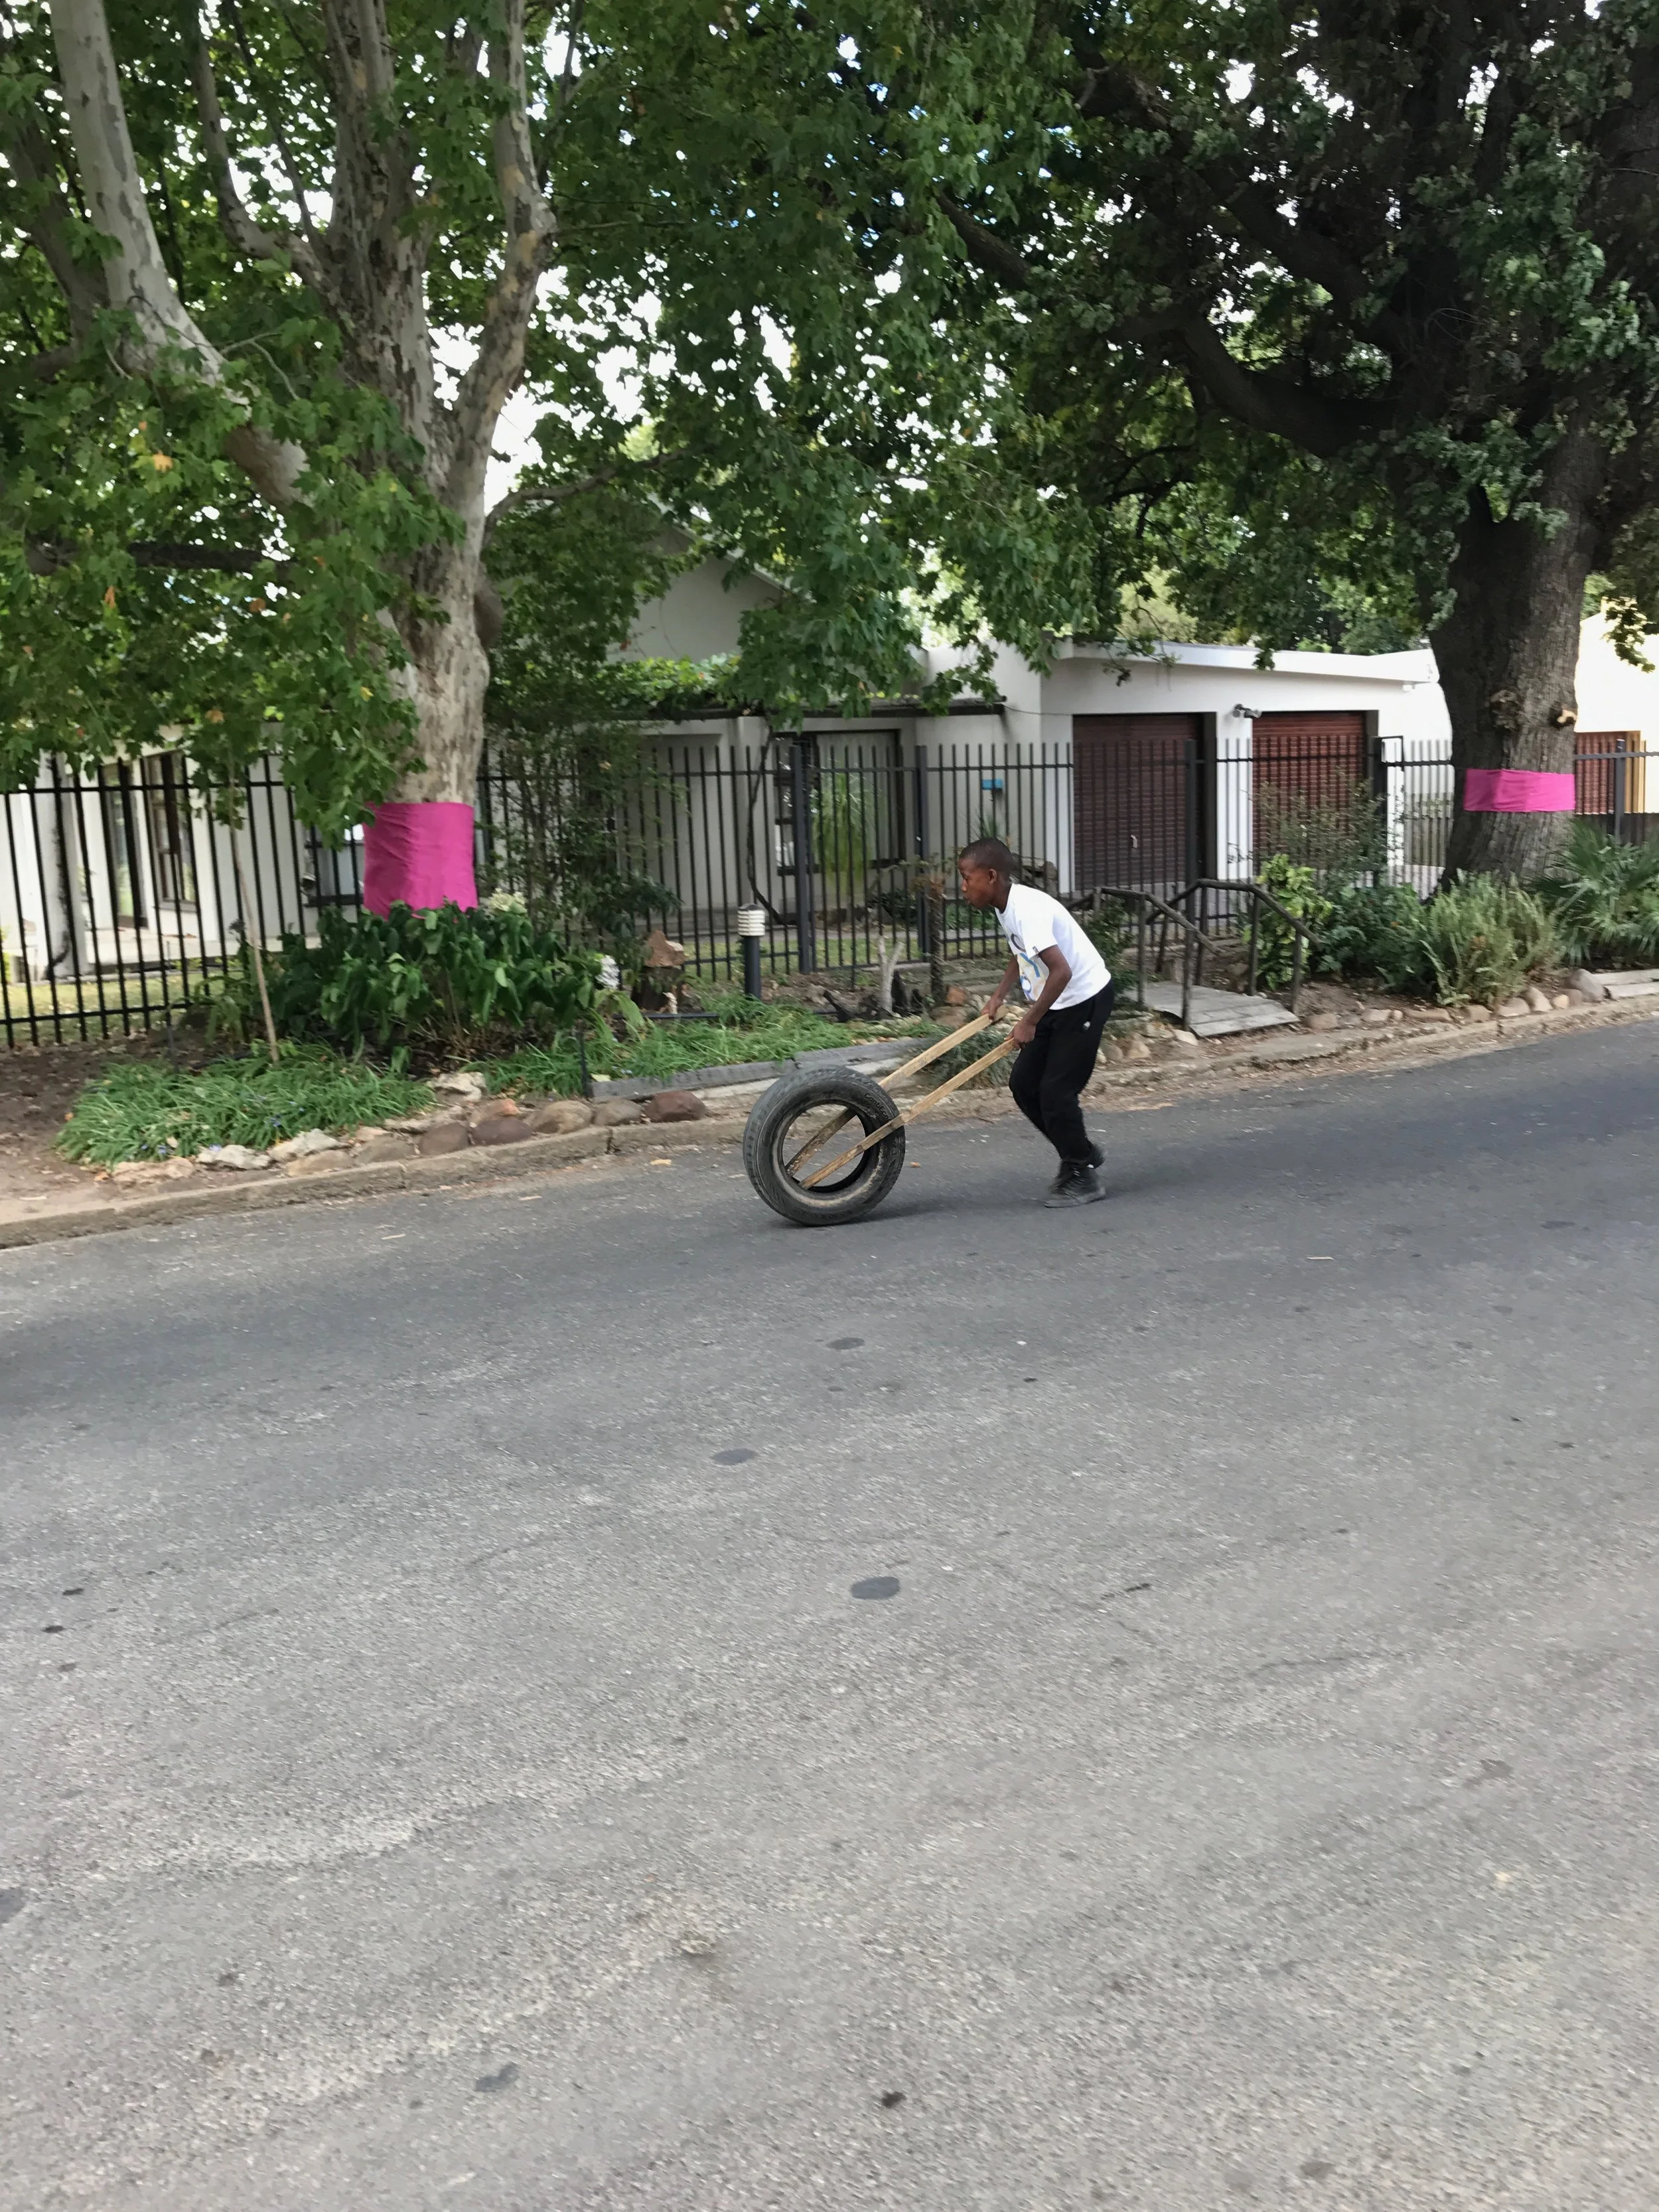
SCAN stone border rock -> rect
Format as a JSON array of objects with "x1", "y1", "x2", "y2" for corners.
[{"x1": 3, "y1": 994, "x2": 1655, "y2": 1252}]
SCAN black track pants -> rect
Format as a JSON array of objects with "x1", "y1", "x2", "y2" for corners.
[{"x1": 1008, "y1": 982, "x2": 1116, "y2": 1167}]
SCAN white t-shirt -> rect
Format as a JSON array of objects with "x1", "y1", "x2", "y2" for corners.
[{"x1": 996, "y1": 883, "x2": 1110, "y2": 1011}]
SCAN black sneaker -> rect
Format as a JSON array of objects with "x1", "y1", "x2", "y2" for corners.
[
  {"x1": 1045, "y1": 1165, "x2": 1106, "y2": 1209},
  {"x1": 1048, "y1": 1142, "x2": 1104, "y2": 1194}
]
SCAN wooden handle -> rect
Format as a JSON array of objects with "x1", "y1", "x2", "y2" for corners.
[
  {"x1": 782, "y1": 1012, "x2": 997, "y2": 1175},
  {"x1": 800, "y1": 1030, "x2": 1018, "y2": 1189}
]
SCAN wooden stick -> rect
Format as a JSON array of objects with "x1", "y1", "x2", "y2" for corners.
[
  {"x1": 782, "y1": 1013, "x2": 995, "y2": 1174},
  {"x1": 801, "y1": 1031, "x2": 1018, "y2": 1189},
  {"x1": 232, "y1": 841, "x2": 280, "y2": 1067}
]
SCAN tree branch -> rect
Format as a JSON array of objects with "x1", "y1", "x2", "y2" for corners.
[
  {"x1": 483, "y1": 446, "x2": 691, "y2": 540},
  {"x1": 48, "y1": 0, "x2": 307, "y2": 507},
  {"x1": 1077, "y1": 58, "x2": 1380, "y2": 322},
  {"x1": 449, "y1": 0, "x2": 557, "y2": 518},
  {"x1": 1129, "y1": 309, "x2": 1378, "y2": 457},
  {"x1": 939, "y1": 195, "x2": 1035, "y2": 290}
]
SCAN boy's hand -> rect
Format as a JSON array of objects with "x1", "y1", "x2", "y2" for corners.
[{"x1": 1008, "y1": 1009, "x2": 1039, "y2": 1048}]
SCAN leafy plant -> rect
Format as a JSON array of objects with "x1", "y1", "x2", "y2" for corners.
[
  {"x1": 58, "y1": 1050, "x2": 431, "y2": 1168},
  {"x1": 1417, "y1": 877, "x2": 1557, "y2": 1006},
  {"x1": 1314, "y1": 882, "x2": 1432, "y2": 994},
  {"x1": 1247, "y1": 856, "x2": 1334, "y2": 992},
  {"x1": 812, "y1": 771, "x2": 876, "y2": 905},
  {"x1": 1077, "y1": 895, "x2": 1137, "y2": 976},
  {"x1": 1532, "y1": 823, "x2": 1659, "y2": 968},
  {"x1": 240, "y1": 903, "x2": 605, "y2": 1067}
]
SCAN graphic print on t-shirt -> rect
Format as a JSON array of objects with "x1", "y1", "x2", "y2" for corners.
[{"x1": 996, "y1": 882, "x2": 1110, "y2": 1011}]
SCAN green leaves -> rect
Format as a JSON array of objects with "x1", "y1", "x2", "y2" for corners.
[{"x1": 251, "y1": 902, "x2": 605, "y2": 1063}]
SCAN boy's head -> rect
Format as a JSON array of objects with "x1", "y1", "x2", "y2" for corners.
[{"x1": 958, "y1": 838, "x2": 1015, "y2": 911}]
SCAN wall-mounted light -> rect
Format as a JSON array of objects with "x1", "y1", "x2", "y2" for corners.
[{"x1": 1232, "y1": 703, "x2": 1264, "y2": 719}]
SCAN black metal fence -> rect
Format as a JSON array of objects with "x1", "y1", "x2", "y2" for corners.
[{"x1": 5, "y1": 729, "x2": 1655, "y2": 1049}]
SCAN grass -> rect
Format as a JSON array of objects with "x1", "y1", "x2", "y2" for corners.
[
  {"x1": 53, "y1": 992, "x2": 945, "y2": 1165},
  {"x1": 57, "y1": 1048, "x2": 433, "y2": 1168},
  {"x1": 486, "y1": 990, "x2": 934, "y2": 1097}
]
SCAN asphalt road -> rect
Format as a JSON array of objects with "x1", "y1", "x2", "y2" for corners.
[{"x1": 5, "y1": 1025, "x2": 1659, "y2": 2211}]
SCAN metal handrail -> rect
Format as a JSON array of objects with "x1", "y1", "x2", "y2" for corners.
[
  {"x1": 1167, "y1": 878, "x2": 1313, "y2": 1013},
  {"x1": 1074, "y1": 878, "x2": 1314, "y2": 1022},
  {"x1": 1072, "y1": 885, "x2": 1224, "y2": 1030}
]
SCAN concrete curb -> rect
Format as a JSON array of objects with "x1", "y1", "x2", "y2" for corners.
[{"x1": 4, "y1": 995, "x2": 1656, "y2": 1252}]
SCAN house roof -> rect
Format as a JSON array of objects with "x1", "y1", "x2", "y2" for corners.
[{"x1": 1050, "y1": 638, "x2": 1438, "y2": 685}]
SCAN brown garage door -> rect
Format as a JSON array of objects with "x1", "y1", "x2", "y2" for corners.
[
  {"x1": 1074, "y1": 714, "x2": 1199, "y2": 894},
  {"x1": 1250, "y1": 711, "x2": 1368, "y2": 865}
]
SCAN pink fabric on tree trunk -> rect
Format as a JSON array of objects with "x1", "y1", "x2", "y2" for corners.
[
  {"x1": 362, "y1": 801, "x2": 478, "y2": 915},
  {"x1": 1463, "y1": 769, "x2": 1577, "y2": 812}
]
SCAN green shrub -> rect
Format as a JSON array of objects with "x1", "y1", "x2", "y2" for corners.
[
  {"x1": 58, "y1": 1050, "x2": 431, "y2": 1167},
  {"x1": 1418, "y1": 875, "x2": 1557, "y2": 1005},
  {"x1": 1532, "y1": 823, "x2": 1659, "y2": 968},
  {"x1": 1254, "y1": 780, "x2": 1388, "y2": 889},
  {"x1": 1315, "y1": 881, "x2": 1432, "y2": 994},
  {"x1": 1248, "y1": 856, "x2": 1334, "y2": 990},
  {"x1": 239, "y1": 902, "x2": 605, "y2": 1066}
]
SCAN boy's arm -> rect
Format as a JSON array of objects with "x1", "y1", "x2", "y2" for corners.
[
  {"x1": 1007, "y1": 946, "x2": 1071, "y2": 1046},
  {"x1": 983, "y1": 954, "x2": 1021, "y2": 1020}
]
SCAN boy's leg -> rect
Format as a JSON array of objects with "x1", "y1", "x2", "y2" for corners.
[
  {"x1": 1008, "y1": 1020, "x2": 1055, "y2": 1143},
  {"x1": 1035, "y1": 986, "x2": 1114, "y2": 1166}
]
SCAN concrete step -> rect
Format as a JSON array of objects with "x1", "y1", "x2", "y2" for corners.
[{"x1": 1139, "y1": 982, "x2": 1301, "y2": 1037}]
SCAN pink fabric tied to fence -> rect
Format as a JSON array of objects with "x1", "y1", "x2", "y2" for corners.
[
  {"x1": 362, "y1": 801, "x2": 478, "y2": 916},
  {"x1": 1463, "y1": 769, "x2": 1577, "y2": 813}
]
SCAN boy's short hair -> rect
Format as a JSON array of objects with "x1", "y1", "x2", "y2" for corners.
[{"x1": 959, "y1": 837, "x2": 1016, "y2": 877}]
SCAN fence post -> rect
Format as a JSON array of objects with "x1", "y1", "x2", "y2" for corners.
[
  {"x1": 1614, "y1": 737, "x2": 1628, "y2": 843},
  {"x1": 790, "y1": 735, "x2": 816, "y2": 976},
  {"x1": 913, "y1": 743, "x2": 930, "y2": 961}
]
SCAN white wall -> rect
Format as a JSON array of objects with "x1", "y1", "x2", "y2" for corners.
[
  {"x1": 1575, "y1": 616, "x2": 1659, "y2": 743},
  {"x1": 622, "y1": 557, "x2": 784, "y2": 663}
]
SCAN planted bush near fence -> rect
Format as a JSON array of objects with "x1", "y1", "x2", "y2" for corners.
[
  {"x1": 1313, "y1": 881, "x2": 1433, "y2": 994},
  {"x1": 228, "y1": 903, "x2": 607, "y2": 1066},
  {"x1": 1532, "y1": 823, "x2": 1659, "y2": 968},
  {"x1": 1417, "y1": 876, "x2": 1557, "y2": 1005}
]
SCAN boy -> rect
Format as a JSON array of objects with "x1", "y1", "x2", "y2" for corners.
[{"x1": 957, "y1": 839, "x2": 1116, "y2": 1207}]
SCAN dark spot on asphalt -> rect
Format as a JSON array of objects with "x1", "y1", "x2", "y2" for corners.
[
  {"x1": 1299, "y1": 2161, "x2": 1334, "y2": 2182},
  {"x1": 0, "y1": 1889, "x2": 25, "y2": 1926},
  {"x1": 1453, "y1": 1340, "x2": 1473, "y2": 1350},
  {"x1": 42, "y1": 1625, "x2": 63, "y2": 1635},
  {"x1": 1468, "y1": 1758, "x2": 1512, "y2": 1785},
  {"x1": 409, "y1": 2097, "x2": 423, "y2": 2108},
  {"x1": 57, "y1": 1662, "x2": 76, "y2": 1672},
  {"x1": 851, "y1": 1576, "x2": 900, "y2": 1600},
  {"x1": 218, "y1": 1969, "x2": 240, "y2": 1986},
  {"x1": 712, "y1": 1449, "x2": 755, "y2": 1465},
  {"x1": 61, "y1": 1587, "x2": 84, "y2": 1597},
  {"x1": 1558, "y1": 1439, "x2": 1574, "y2": 1448},
  {"x1": 474, "y1": 2062, "x2": 519, "y2": 2094},
  {"x1": 1543, "y1": 1220, "x2": 1575, "y2": 1229},
  {"x1": 72, "y1": 1422, "x2": 88, "y2": 1432},
  {"x1": 1493, "y1": 1303, "x2": 1513, "y2": 1312},
  {"x1": 879, "y1": 2090, "x2": 905, "y2": 2109},
  {"x1": 830, "y1": 1336, "x2": 863, "y2": 1351}
]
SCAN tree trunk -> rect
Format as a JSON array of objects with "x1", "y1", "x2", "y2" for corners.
[
  {"x1": 1435, "y1": 431, "x2": 1604, "y2": 881},
  {"x1": 361, "y1": 540, "x2": 492, "y2": 913}
]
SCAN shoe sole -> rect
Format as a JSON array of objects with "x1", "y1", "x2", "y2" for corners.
[{"x1": 1044, "y1": 1187, "x2": 1107, "y2": 1209}]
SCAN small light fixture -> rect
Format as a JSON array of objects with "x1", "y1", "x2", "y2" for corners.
[{"x1": 1232, "y1": 703, "x2": 1264, "y2": 719}]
